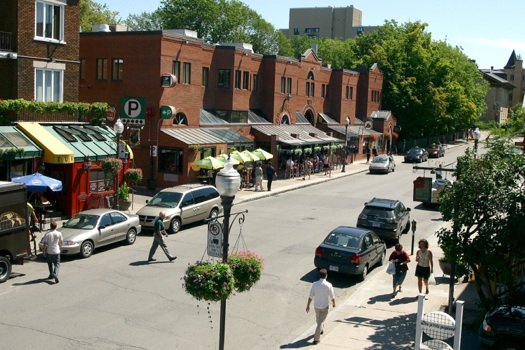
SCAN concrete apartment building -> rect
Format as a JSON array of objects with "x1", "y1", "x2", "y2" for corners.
[
  {"x1": 480, "y1": 50, "x2": 524, "y2": 123},
  {"x1": 284, "y1": 6, "x2": 377, "y2": 40}
]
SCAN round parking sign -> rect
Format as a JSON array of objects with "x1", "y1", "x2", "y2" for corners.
[{"x1": 123, "y1": 99, "x2": 142, "y2": 118}]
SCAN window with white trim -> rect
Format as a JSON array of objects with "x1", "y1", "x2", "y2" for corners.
[
  {"x1": 35, "y1": 68, "x2": 63, "y2": 102},
  {"x1": 35, "y1": 0, "x2": 65, "y2": 42}
]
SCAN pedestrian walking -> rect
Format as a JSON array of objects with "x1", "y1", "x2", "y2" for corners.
[
  {"x1": 266, "y1": 162, "x2": 275, "y2": 191},
  {"x1": 41, "y1": 220, "x2": 63, "y2": 284},
  {"x1": 389, "y1": 243, "x2": 410, "y2": 297},
  {"x1": 286, "y1": 158, "x2": 294, "y2": 179},
  {"x1": 304, "y1": 158, "x2": 313, "y2": 180},
  {"x1": 148, "y1": 211, "x2": 177, "y2": 263},
  {"x1": 415, "y1": 239, "x2": 434, "y2": 298},
  {"x1": 372, "y1": 146, "x2": 378, "y2": 157},
  {"x1": 254, "y1": 162, "x2": 264, "y2": 191},
  {"x1": 27, "y1": 202, "x2": 39, "y2": 256},
  {"x1": 306, "y1": 268, "x2": 336, "y2": 345},
  {"x1": 366, "y1": 145, "x2": 371, "y2": 163}
]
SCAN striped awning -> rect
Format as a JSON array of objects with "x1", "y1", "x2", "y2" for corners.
[{"x1": 251, "y1": 124, "x2": 342, "y2": 146}]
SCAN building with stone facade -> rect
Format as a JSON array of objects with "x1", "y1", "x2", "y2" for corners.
[{"x1": 283, "y1": 6, "x2": 377, "y2": 40}]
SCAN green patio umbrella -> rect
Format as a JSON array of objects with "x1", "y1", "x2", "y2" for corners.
[
  {"x1": 252, "y1": 148, "x2": 274, "y2": 160},
  {"x1": 241, "y1": 150, "x2": 260, "y2": 162},
  {"x1": 217, "y1": 153, "x2": 240, "y2": 165},
  {"x1": 192, "y1": 156, "x2": 225, "y2": 170},
  {"x1": 230, "y1": 150, "x2": 251, "y2": 163}
]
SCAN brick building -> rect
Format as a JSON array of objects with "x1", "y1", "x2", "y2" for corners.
[{"x1": 80, "y1": 28, "x2": 392, "y2": 189}]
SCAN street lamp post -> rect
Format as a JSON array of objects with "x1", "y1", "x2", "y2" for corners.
[
  {"x1": 113, "y1": 118, "x2": 124, "y2": 210},
  {"x1": 215, "y1": 157, "x2": 241, "y2": 350},
  {"x1": 341, "y1": 116, "x2": 350, "y2": 173}
]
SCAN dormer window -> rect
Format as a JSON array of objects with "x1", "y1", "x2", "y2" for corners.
[{"x1": 35, "y1": 0, "x2": 65, "y2": 42}]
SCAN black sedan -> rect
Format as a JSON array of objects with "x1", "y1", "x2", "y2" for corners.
[
  {"x1": 479, "y1": 305, "x2": 525, "y2": 349},
  {"x1": 404, "y1": 146, "x2": 429, "y2": 163},
  {"x1": 314, "y1": 226, "x2": 386, "y2": 281}
]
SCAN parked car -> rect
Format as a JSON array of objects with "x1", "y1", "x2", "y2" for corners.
[
  {"x1": 314, "y1": 226, "x2": 386, "y2": 281},
  {"x1": 404, "y1": 146, "x2": 429, "y2": 163},
  {"x1": 356, "y1": 198, "x2": 411, "y2": 242},
  {"x1": 479, "y1": 305, "x2": 525, "y2": 349},
  {"x1": 369, "y1": 155, "x2": 396, "y2": 174},
  {"x1": 427, "y1": 143, "x2": 446, "y2": 158},
  {"x1": 136, "y1": 184, "x2": 222, "y2": 233},
  {"x1": 39, "y1": 209, "x2": 141, "y2": 258}
]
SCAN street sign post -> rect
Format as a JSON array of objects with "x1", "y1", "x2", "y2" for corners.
[
  {"x1": 207, "y1": 219, "x2": 223, "y2": 258},
  {"x1": 120, "y1": 97, "x2": 146, "y2": 125}
]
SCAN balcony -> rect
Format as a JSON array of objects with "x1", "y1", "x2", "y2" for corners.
[{"x1": 0, "y1": 31, "x2": 16, "y2": 52}]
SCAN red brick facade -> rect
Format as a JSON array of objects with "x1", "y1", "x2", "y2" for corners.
[
  {"x1": 0, "y1": 0, "x2": 80, "y2": 102},
  {"x1": 79, "y1": 30, "x2": 387, "y2": 188}
]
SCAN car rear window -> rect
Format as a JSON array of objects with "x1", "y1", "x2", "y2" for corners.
[
  {"x1": 362, "y1": 207, "x2": 394, "y2": 218},
  {"x1": 324, "y1": 231, "x2": 361, "y2": 248}
]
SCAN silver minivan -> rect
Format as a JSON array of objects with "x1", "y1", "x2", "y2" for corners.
[{"x1": 137, "y1": 184, "x2": 222, "y2": 233}]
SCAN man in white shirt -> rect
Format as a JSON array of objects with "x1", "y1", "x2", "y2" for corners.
[
  {"x1": 306, "y1": 268, "x2": 336, "y2": 344},
  {"x1": 42, "y1": 221, "x2": 63, "y2": 284}
]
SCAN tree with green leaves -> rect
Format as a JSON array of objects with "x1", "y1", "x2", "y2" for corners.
[
  {"x1": 437, "y1": 140, "x2": 525, "y2": 308},
  {"x1": 156, "y1": 0, "x2": 281, "y2": 54},
  {"x1": 123, "y1": 11, "x2": 164, "y2": 31},
  {"x1": 79, "y1": 0, "x2": 120, "y2": 32}
]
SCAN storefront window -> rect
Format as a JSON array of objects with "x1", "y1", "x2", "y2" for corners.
[
  {"x1": 159, "y1": 148, "x2": 184, "y2": 174},
  {"x1": 90, "y1": 169, "x2": 109, "y2": 192}
]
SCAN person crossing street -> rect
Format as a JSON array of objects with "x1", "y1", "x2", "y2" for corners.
[{"x1": 148, "y1": 211, "x2": 177, "y2": 263}]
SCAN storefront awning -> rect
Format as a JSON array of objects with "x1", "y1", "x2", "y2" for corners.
[
  {"x1": 162, "y1": 127, "x2": 254, "y2": 146},
  {"x1": 327, "y1": 125, "x2": 382, "y2": 137},
  {"x1": 17, "y1": 123, "x2": 74, "y2": 164},
  {"x1": 318, "y1": 113, "x2": 339, "y2": 125},
  {"x1": 251, "y1": 124, "x2": 342, "y2": 146},
  {"x1": 0, "y1": 126, "x2": 43, "y2": 160}
]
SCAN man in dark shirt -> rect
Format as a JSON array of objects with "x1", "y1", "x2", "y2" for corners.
[
  {"x1": 148, "y1": 211, "x2": 177, "y2": 262},
  {"x1": 266, "y1": 163, "x2": 275, "y2": 191}
]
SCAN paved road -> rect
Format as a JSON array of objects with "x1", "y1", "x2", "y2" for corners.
[{"x1": 0, "y1": 140, "x2": 484, "y2": 349}]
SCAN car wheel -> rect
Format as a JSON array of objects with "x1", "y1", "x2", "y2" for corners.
[
  {"x1": 125, "y1": 228, "x2": 137, "y2": 245},
  {"x1": 0, "y1": 256, "x2": 12, "y2": 283},
  {"x1": 80, "y1": 241, "x2": 94, "y2": 258},
  {"x1": 170, "y1": 217, "x2": 181, "y2": 234},
  {"x1": 209, "y1": 208, "x2": 219, "y2": 220},
  {"x1": 358, "y1": 264, "x2": 369, "y2": 281}
]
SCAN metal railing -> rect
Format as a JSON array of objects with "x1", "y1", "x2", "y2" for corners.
[{"x1": 0, "y1": 31, "x2": 15, "y2": 52}]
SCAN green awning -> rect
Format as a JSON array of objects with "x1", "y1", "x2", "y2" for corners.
[
  {"x1": 0, "y1": 126, "x2": 43, "y2": 159},
  {"x1": 43, "y1": 125, "x2": 116, "y2": 162}
]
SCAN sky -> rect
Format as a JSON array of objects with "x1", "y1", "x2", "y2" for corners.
[{"x1": 104, "y1": 0, "x2": 525, "y2": 69}]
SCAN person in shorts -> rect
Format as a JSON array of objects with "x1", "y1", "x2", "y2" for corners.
[{"x1": 415, "y1": 239, "x2": 434, "y2": 298}]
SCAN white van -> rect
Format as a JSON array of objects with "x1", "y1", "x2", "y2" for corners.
[{"x1": 137, "y1": 184, "x2": 222, "y2": 233}]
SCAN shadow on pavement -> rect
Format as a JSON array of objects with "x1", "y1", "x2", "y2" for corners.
[
  {"x1": 340, "y1": 313, "x2": 416, "y2": 349},
  {"x1": 279, "y1": 335, "x2": 314, "y2": 348},
  {"x1": 129, "y1": 260, "x2": 173, "y2": 266},
  {"x1": 12, "y1": 278, "x2": 54, "y2": 286},
  {"x1": 367, "y1": 292, "x2": 394, "y2": 304}
]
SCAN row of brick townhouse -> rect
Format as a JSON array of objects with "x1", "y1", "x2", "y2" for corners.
[
  {"x1": 1, "y1": 0, "x2": 396, "y2": 219},
  {"x1": 79, "y1": 28, "x2": 396, "y2": 189}
]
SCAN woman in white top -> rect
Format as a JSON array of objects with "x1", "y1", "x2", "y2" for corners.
[{"x1": 415, "y1": 239, "x2": 434, "y2": 296}]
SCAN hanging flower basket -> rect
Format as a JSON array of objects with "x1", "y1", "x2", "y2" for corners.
[
  {"x1": 124, "y1": 168, "x2": 143, "y2": 185},
  {"x1": 323, "y1": 145, "x2": 331, "y2": 151},
  {"x1": 228, "y1": 251, "x2": 264, "y2": 293},
  {"x1": 183, "y1": 262, "x2": 235, "y2": 302},
  {"x1": 102, "y1": 157, "x2": 122, "y2": 175},
  {"x1": 303, "y1": 148, "x2": 312, "y2": 155},
  {"x1": 293, "y1": 148, "x2": 303, "y2": 156},
  {"x1": 314, "y1": 146, "x2": 322, "y2": 152}
]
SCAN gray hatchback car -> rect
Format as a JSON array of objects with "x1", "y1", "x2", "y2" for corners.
[{"x1": 356, "y1": 198, "x2": 411, "y2": 242}]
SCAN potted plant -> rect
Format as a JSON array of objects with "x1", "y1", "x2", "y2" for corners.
[
  {"x1": 228, "y1": 251, "x2": 264, "y2": 293},
  {"x1": 117, "y1": 183, "x2": 131, "y2": 210},
  {"x1": 102, "y1": 157, "x2": 122, "y2": 176},
  {"x1": 183, "y1": 261, "x2": 235, "y2": 302}
]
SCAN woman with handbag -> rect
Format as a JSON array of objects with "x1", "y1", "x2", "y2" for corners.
[{"x1": 389, "y1": 243, "x2": 410, "y2": 297}]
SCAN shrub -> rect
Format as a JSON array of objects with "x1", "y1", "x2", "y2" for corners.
[
  {"x1": 117, "y1": 182, "x2": 130, "y2": 201},
  {"x1": 102, "y1": 157, "x2": 122, "y2": 175}
]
